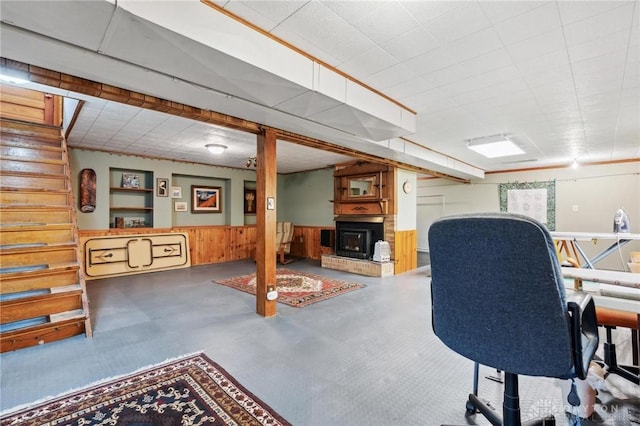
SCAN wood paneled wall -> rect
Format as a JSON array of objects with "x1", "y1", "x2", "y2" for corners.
[
  {"x1": 79, "y1": 224, "x2": 333, "y2": 267},
  {"x1": 290, "y1": 226, "x2": 335, "y2": 260},
  {"x1": 0, "y1": 84, "x2": 62, "y2": 125},
  {"x1": 394, "y1": 229, "x2": 417, "y2": 274}
]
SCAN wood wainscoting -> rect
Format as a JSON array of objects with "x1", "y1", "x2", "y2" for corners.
[
  {"x1": 78, "y1": 225, "x2": 335, "y2": 269},
  {"x1": 394, "y1": 229, "x2": 417, "y2": 274}
]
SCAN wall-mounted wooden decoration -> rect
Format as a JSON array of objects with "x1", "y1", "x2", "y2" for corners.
[{"x1": 79, "y1": 168, "x2": 96, "y2": 213}]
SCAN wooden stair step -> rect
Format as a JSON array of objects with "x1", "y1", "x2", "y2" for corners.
[
  {"x1": 0, "y1": 223, "x2": 75, "y2": 245},
  {"x1": 0, "y1": 189, "x2": 70, "y2": 206},
  {"x1": 0, "y1": 243, "x2": 79, "y2": 267},
  {"x1": 0, "y1": 133, "x2": 63, "y2": 149},
  {"x1": 0, "y1": 172, "x2": 67, "y2": 190},
  {"x1": 0, "y1": 262, "x2": 81, "y2": 294},
  {"x1": 0, "y1": 264, "x2": 49, "y2": 274},
  {"x1": 0, "y1": 119, "x2": 62, "y2": 139},
  {"x1": 1, "y1": 157, "x2": 66, "y2": 175},
  {"x1": 0, "y1": 312, "x2": 86, "y2": 353},
  {"x1": 0, "y1": 118, "x2": 90, "y2": 353},
  {"x1": 1, "y1": 285, "x2": 83, "y2": 324},
  {"x1": 0, "y1": 144, "x2": 64, "y2": 161},
  {"x1": 0, "y1": 205, "x2": 72, "y2": 224}
]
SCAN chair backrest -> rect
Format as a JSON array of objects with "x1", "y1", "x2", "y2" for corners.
[
  {"x1": 428, "y1": 213, "x2": 574, "y2": 378},
  {"x1": 276, "y1": 222, "x2": 294, "y2": 254}
]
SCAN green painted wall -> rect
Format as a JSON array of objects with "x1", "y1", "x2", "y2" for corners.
[
  {"x1": 70, "y1": 149, "x2": 334, "y2": 230},
  {"x1": 70, "y1": 149, "x2": 256, "y2": 229},
  {"x1": 277, "y1": 168, "x2": 334, "y2": 226}
]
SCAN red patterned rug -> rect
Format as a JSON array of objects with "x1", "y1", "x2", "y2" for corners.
[
  {"x1": 214, "y1": 268, "x2": 366, "y2": 307},
  {"x1": 0, "y1": 353, "x2": 290, "y2": 426}
]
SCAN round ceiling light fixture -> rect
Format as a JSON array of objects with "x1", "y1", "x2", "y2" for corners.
[{"x1": 205, "y1": 144, "x2": 227, "y2": 154}]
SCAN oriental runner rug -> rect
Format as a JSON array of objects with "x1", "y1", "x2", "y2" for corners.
[
  {"x1": 214, "y1": 268, "x2": 365, "y2": 307},
  {"x1": 0, "y1": 352, "x2": 290, "y2": 426}
]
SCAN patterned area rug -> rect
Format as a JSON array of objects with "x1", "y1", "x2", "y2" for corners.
[
  {"x1": 214, "y1": 268, "x2": 366, "y2": 307},
  {"x1": 0, "y1": 353, "x2": 290, "y2": 426}
]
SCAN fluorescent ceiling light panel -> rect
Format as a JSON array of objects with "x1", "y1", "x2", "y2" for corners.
[{"x1": 467, "y1": 136, "x2": 524, "y2": 158}]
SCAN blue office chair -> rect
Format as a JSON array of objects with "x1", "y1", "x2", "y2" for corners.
[{"x1": 428, "y1": 213, "x2": 599, "y2": 425}]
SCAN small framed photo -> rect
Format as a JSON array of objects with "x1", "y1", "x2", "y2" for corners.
[
  {"x1": 156, "y1": 178, "x2": 169, "y2": 197},
  {"x1": 174, "y1": 201, "x2": 188, "y2": 212},
  {"x1": 244, "y1": 188, "x2": 257, "y2": 214},
  {"x1": 192, "y1": 185, "x2": 222, "y2": 213},
  {"x1": 121, "y1": 173, "x2": 140, "y2": 188},
  {"x1": 171, "y1": 186, "x2": 182, "y2": 199}
]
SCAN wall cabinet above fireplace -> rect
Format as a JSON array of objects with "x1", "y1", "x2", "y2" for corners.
[
  {"x1": 331, "y1": 162, "x2": 394, "y2": 216},
  {"x1": 333, "y1": 199, "x2": 388, "y2": 215}
]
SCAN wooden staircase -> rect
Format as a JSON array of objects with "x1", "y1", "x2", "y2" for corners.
[{"x1": 0, "y1": 118, "x2": 91, "y2": 352}]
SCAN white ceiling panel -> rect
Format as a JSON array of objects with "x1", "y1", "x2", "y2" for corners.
[
  {"x1": 562, "y1": 3, "x2": 636, "y2": 46},
  {"x1": 425, "y1": 2, "x2": 493, "y2": 43},
  {"x1": 494, "y1": 3, "x2": 561, "y2": 45},
  {"x1": 1, "y1": 0, "x2": 637, "y2": 177}
]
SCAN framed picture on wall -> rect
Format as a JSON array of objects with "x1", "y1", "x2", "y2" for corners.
[
  {"x1": 121, "y1": 173, "x2": 140, "y2": 188},
  {"x1": 174, "y1": 201, "x2": 187, "y2": 212},
  {"x1": 156, "y1": 178, "x2": 169, "y2": 197},
  {"x1": 244, "y1": 188, "x2": 256, "y2": 214},
  {"x1": 191, "y1": 185, "x2": 222, "y2": 213},
  {"x1": 171, "y1": 186, "x2": 182, "y2": 198}
]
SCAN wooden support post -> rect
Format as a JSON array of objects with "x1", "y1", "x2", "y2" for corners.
[{"x1": 255, "y1": 128, "x2": 277, "y2": 317}]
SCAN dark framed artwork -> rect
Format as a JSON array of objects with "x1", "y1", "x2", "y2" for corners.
[
  {"x1": 191, "y1": 185, "x2": 222, "y2": 213},
  {"x1": 244, "y1": 188, "x2": 257, "y2": 214},
  {"x1": 156, "y1": 178, "x2": 169, "y2": 197}
]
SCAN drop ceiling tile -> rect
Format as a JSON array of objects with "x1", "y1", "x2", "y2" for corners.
[
  {"x1": 513, "y1": 49, "x2": 570, "y2": 77},
  {"x1": 439, "y1": 65, "x2": 523, "y2": 98},
  {"x1": 420, "y1": 63, "x2": 473, "y2": 88},
  {"x1": 387, "y1": 77, "x2": 438, "y2": 101},
  {"x1": 272, "y1": 2, "x2": 376, "y2": 65},
  {"x1": 338, "y1": 46, "x2": 398, "y2": 79},
  {"x1": 558, "y1": 1, "x2": 633, "y2": 26},
  {"x1": 365, "y1": 63, "x2": 420, "y2": 91},
  {"x1": 479, "y1": 1, "x2": 547, "y2": 24},
  {"x1": 563, "y1": 3, "x2": 635, "y2": 46},
  {"x1": 567, "y1": 29, "x2": 631, "y2": 64},
  {"x1": 493, "y1": 3, "x2": 561, "y2": 45},
  {"x1": 403, "y1": 47, "x2": 456, "y2": 76},
  {"x1": 572, "y1": 51, "x2": 627, "y2": 81},
  {"x1": 505, "y1": 29, "x2": 566, "y2": 63},
  {"x1": 225, "y1": 1, "x2": 306, "y2": 32},
  {"x1": 348, "y1": 2, "x2": 419, "y2": 45},
  {"x1": 426, "y1": 2, "x2": 493, "y2": 43},
  {"x1": 522, "y1": 63, "x2": 573, "y2": 88},
  {"x1": 400, "y1": 1, "x2": 464, "y2": 24},
  {"x1": 378, "y1": 25, "x2": 441, "y2": 62},
  {"x1": 445, "y1": 27, "x2": 504, "y2": 64}
]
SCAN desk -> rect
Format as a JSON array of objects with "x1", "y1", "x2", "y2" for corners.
[{"x1": 551, "y1": 232, "x2": 640, "y2": 269}]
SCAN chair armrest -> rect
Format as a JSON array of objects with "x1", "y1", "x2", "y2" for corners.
[{"x1": 567, "y1": 292, "x2": 599, "y2": 380}]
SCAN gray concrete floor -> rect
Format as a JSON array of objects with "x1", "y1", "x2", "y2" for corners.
[{"x1": 1, "y1": 260, "x2": 638, "y2": 425}]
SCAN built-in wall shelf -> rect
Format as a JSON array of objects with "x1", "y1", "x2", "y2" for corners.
[
  {"x1": 109, "y1": 187, "x2": 153, "y2": 193},
  {"x1": 109, "y1": 168, "x2": 154, "y2": 228}
]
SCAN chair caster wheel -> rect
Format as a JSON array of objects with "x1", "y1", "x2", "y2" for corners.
[{"x1": 466, "y1": 400, "x2": 476, "y2": 414}]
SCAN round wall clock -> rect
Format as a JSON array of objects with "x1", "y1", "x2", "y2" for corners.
[{"x1": 402, "y1": 180, "x2": 412, "y2": 194}]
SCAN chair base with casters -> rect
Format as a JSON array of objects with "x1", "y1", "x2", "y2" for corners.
[
  {"x1": 465, "y1": 369, "x2": 556, "y2": 426},
  {"x1": 429, "y1": 213, "x2": 600, "y2": 426}
]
